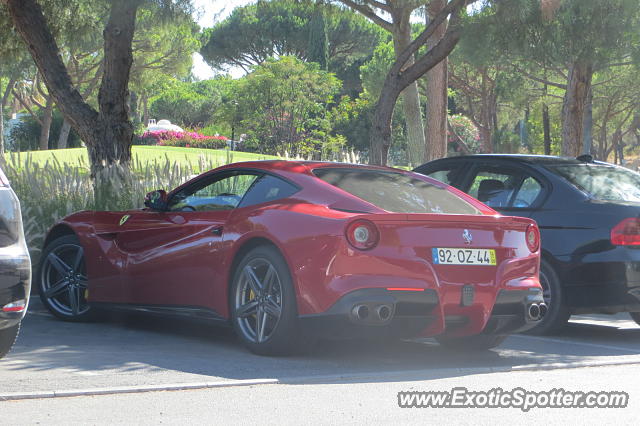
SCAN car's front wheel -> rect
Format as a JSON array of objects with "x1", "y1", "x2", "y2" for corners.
[
  {"x1": 0, "y1": 323, "x2": 20, "y2": 359},
  {"x1": 230, "y1": 245, "x2": 299, "y2": 356},
  {"x1": 37, "y1": 234, "x2": 94, "y2": 321},
  {"x1": 435, "y1": 333, "x2": 506, "y2": 351}
]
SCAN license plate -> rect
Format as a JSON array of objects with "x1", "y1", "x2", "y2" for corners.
[{"x1": 432, "y1": 248, "x2": 496, "y2": 266}]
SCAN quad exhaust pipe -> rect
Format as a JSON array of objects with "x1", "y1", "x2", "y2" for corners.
[
  {"x1": 539, "y1": 302, "x2": 548, "y2": 318},
  {"x1": 376, "y1": 304, "x2": 392, "y2": 322},
  {"x1": 352, "y1": 304, "x2": 370, "y2": 321},
  {"x1": 527, "y1": 302, "x2": 548, "y2": 321},
  {"x1": 351, "y1": 303, "x2": 393, "y2": 323}
]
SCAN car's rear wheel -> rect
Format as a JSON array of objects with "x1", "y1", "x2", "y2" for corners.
[
  {"x1": 0, "y1": 323, "x2": 20, "y2": 359},
  {"x1": 37, "y1": 234, "x2": 94, "y2": 321},
  {"x1": 436, "y1": 333, "x2": 506, "y2": 351},
  {"x1": 526, "y1": 259, "x2": 570, "y2": 335},
  {"x1": 231, "y1": 245, "x2": 299, "y2": 356},
  {"x1": 629, "y1": 312, "x2": 640, "y2": 326}
]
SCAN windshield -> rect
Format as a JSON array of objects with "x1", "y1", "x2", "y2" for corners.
[
  {"x1": 313, "y1": 168, "x2": 481, "y2": 215},
  {"x1": 545, "y1": 163, "x2": 640, "y2": 202}
]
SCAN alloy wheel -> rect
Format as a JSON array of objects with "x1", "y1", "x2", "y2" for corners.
[
  {"x1": 234, "y1": 257, "x2": 283, "y2": 344},
  {"x1": 40, "y1": 243, "x2": 90, "y2": 317},
  {"x1": 539, "y1": 268, "x2": 552, "y2": 306}
]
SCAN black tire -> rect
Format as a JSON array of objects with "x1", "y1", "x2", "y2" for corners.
[
  {"x1": 0, "y1": 323, "x2": 20, "y2": 359},
  {"x1": 230, "y1": 245, "x2": 300, "y2": 356},
  {"x1": 629, "y1": 312, "x2": 640, "y2": 326},
  {"x1": 436, "y1": 333, "x2": 506, "y2": 351},
  {"x1": 526, "y1": 259, "x2": 570, "y2": 335},
  {"x1": 37, "y1": 234, "x2": 95, "y2": 322}
]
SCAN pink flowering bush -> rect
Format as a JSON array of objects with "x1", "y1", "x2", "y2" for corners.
[{"x1": 136, "y1": 130, "x2": 228, "y2": 149}]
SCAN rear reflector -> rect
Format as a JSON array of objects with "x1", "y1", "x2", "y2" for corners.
[
  {"x1": 611, "y1": 218, "x2": 640, "y2": 246},
  {"x1": 387, "y1": 288, "x2": 425, "y2": 292},
  {"x1": 2, "y1": 300, "x2": 26, "y2": 313}
]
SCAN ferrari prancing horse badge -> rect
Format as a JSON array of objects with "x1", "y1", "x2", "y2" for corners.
[{"x1": 119, "y1": 214, "x2": 130, "y2": 226}]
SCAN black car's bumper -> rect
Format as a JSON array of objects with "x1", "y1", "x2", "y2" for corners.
[
  {"x1": 299, "y1": 287, "x2": 544, "y2": 339},
  {"x1": 0, "y1": 251, "x2": 31, "y2": 329},
  {"x1": 556, "y1": 251, "x2": 640, "y2": 314}
]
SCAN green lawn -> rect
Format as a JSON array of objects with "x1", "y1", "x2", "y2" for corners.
[{"x1": 3, "y1": 146, "x2": 280, "y2": 169}]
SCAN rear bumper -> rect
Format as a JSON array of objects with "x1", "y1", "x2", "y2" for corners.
[
  {"x1": 299, "y1": 287, "x2": 544, "y2": 339},
  {"x1": 554, "y1": 251, "x2": 640, "y2": 313},
  {"x1": 300, "y1": 288, "x2": 438, "y2": 339},
  {"x1": 0, "y1": 249, "x2": 31, "y2": 329}
]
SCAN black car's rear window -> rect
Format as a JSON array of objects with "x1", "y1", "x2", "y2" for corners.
[
  {"x1": 545, "y1": 163, "x2": 640, "y2": 202},
  {"x1": 313, "y1": 168, "x2": 481, "y2": 214}
]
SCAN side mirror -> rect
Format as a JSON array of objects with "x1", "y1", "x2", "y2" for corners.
[{"x1": 144, "y1": 189, "x2": 168, "y2": 211}]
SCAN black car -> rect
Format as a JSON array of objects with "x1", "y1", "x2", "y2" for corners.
[
  {"x1": 414, "y1": 154, "x2": 640, "y2": 334},
  {"x1": 0, "y1": 165, "x2": 31, "y2": 359}
]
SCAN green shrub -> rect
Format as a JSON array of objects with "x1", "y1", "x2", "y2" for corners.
[
  {"x1": 1, "y1": 152, "x2": 226, "y2": 264},
  {"x1": 7, "y1": 110, "x2": 81, "y2": 151}
]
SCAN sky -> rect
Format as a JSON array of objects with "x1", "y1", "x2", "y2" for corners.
[
  {"x1": 189, "y1": 0, "x2": 477, "y2": 80},
  {"x1": 191, "y1": 0, "x2": 253, "y2": 80}
]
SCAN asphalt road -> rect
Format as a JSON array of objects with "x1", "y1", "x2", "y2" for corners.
[
  {"x1": 2, "y1": 364, "x2": 639, "y2": 425},
  {"x1": 1, "y1": 299, "x2": 640, "y2": 423}
]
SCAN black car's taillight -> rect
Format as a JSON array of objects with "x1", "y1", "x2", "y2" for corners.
[
  {"x1": 611, "y1": 218, "x2": 640, "y2": 246},
  {"x1": 345, "y1": 219, "x2": 379, "y2": 250}
]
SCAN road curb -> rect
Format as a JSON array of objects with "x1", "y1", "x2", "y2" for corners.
[
  {"x1": 0, "y1": 378, "x2": 279, "y2": 401},
  {"x1": 280, "y1": 358, "x2": 640, "y2": 384},
  {"x1": 2, "y1": 359, "x2": 640, "y2": 401}
]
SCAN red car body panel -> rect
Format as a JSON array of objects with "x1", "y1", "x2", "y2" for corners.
[{"x1": 48, "y1": 161, "x2": 542, "y2": 338}]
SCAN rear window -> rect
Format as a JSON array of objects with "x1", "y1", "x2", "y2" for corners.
[
  {"x1": 313, "y1": 168, "x2": 481, "y2": 214},
  {"x1": 545, "y1": 163, "x2": 640, "y2": 202}
]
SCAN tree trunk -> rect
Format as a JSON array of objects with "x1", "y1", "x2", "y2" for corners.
[
  {"x1": 561, "y1": 61, "x2": 593, "y2": 157},
  {"x1": 582, "y1": 86, "x2": 593, "y2": 156},
  {"x1": 393, "y1": 20, "x2": 426, "y2": 166},
  {"x1": 94, "y1": 0, "x2": 136, "y2": 175},
  {"x1": 129, "y1": 90, "x2": 138, "y2": 125},
  {"x1": 599, "y1": 116, "x2": 609, "y2": 161},
  {"x1": 369, "y1": 0, "x2": 464, "y2": 165},
  {"x1": 371, "y1": 82, "x2": 399, "y2": 165},
  {"x1": 542, "y1": 103, "x2": 551, "y2": 155},
  {"x1": 5, "y1": 0, "x2": 139, "y2": 180},
  {"x1": 424, "y1": 0, "x2": 449, "y2": 162},
  {"x1": 39, "y1": 96, "x2": 54, "y2": 150},
  {"x1": 479, "y1": 70, "x2": 495, "y2": 153},
  {"x1": 0, "y1": 99, "x2": 4, "y2": 156},
  {"x1": 57, "y1": 119, "x2": 72, "y2": 149},
  {"x1": 142, "y1": 94, "x2": 149, "y2": 127}
]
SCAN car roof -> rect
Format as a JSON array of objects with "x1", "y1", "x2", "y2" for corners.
[
  {"x1": 214, "y1": 160, "x2": 405, "y2": 174},
  {"x1": 424, "y1": 154, "x2": 609, "y2": 166}
]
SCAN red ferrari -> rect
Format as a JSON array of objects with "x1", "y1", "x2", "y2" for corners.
[{"x1": 36, "y1": 161, "x2": 545, "y2": 355}]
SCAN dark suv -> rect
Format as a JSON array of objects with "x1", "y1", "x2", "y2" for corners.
[
  {"x1": 0, "y1": 165, "x2": 31, "y2": 359},
  {"x1": 414, "y1": 154, "x2": 640, "y2": 334}
]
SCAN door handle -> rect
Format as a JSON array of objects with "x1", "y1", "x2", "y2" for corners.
[{"x1": 211, "y1": 226, "x2": 223, "y2": 236}]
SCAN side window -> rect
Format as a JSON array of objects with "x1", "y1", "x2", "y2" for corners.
[
  {"x1": 513, "y1": 177, "x2": 542, "y2": 207},
  {"x1": 169, "y1": 173, "x2": 259, "y2": 212},
  {"x1": 422, "y1": 165, "x2": 465, "y2": 187},
  {"x1": 468, "y1": 168, "x2": 542, "y2": 209},
  {"x1": 238, "y1": 175, "x2": 299, "y2": 208}
]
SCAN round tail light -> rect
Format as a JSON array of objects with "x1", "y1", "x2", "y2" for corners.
[
  {"x1": 346, "y1": 219, "x2": 379, "y2": 250},
  {"x1": 526, "y1": 224, "x2": 540, "y2": 252}
]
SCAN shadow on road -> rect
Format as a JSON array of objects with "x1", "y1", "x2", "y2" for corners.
[{"x1": 2, "y1": 301, "x2": 640, "y2": 392}]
